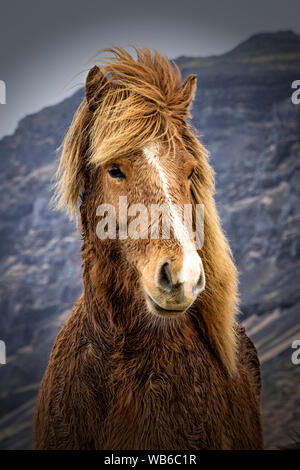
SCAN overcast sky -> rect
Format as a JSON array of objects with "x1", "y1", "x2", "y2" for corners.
[{"x1": 0, "y1": 0, "x2": 299, "y2": 138}]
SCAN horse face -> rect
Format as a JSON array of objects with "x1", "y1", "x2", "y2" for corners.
[{"x1": 99, "y1": 141, "x2": 205, "y2": 318}]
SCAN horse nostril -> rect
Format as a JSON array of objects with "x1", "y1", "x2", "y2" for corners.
[{"x1": 158, "y1": 262, "x2": 173, "y2": 293}]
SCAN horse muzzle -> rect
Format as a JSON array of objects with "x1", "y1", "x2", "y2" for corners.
[{"x1": 143, "y1": 257, "x2": 206, "y2": 317}]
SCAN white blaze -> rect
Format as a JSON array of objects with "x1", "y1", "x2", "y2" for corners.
[{"x1": 143, "y1": 143, "x2": 203, "y2": 289}]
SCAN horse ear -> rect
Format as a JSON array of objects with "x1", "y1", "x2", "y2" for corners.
[
  {"x1": 179, "y1": 74, "x2": 197, "y2": 105},
  {"x1": 86, "y1": 65, "x2": 109, "y2": 112}
]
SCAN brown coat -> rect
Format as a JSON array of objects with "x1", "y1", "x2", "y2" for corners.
[{"x1": 34, "y1": 289, "x2": 263, "y2": 449}]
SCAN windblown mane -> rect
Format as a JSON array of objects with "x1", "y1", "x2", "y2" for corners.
[
  {"x1": 54, "y1": 47, "x2": 239, "y2": 372},
  {"x1": 54, "y1": 47, "x2": 204, "y2": 215}
]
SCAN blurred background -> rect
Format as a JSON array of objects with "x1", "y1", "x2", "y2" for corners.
[{"x1": 0, "y1": 0, "x2": 299, "y2": 449}]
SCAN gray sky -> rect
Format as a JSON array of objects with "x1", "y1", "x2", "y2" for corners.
[{"x1": 0, "y1": 0, "x2": 300, "y2": 138}]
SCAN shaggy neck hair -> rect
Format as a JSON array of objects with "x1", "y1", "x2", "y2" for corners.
[{"x1": 54, "y1": 47, "x2": 239, "y2": 373}]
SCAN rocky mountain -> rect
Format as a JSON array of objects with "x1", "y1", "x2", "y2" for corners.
[{"x1": 0, "y1": 31, "x2": 300, "y2": 449}]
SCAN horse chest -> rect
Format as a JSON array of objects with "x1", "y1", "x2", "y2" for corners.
[{"x1": 101, "y1": 351, "x2": 229, "y2": 449}]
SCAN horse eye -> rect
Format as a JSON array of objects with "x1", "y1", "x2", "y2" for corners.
[
  {"x1": 188, "y1": 169, "x2": 194, "y2": 180},
  {"x1": 108, "y1": 165, "x2": 126, "y2": 179}
]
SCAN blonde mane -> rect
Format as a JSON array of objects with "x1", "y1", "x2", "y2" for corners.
[{"x1": 54, "y1": 47, "x2": 200, "y2": 216}]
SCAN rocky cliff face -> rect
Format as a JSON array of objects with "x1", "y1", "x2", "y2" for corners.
[{"x1": 0, "y1": 31, "x2": 300, "y2": 449}]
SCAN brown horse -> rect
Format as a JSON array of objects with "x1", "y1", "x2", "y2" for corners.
[{"x1": 34, "y1": 47, "x2": 264, "y2": 450}]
